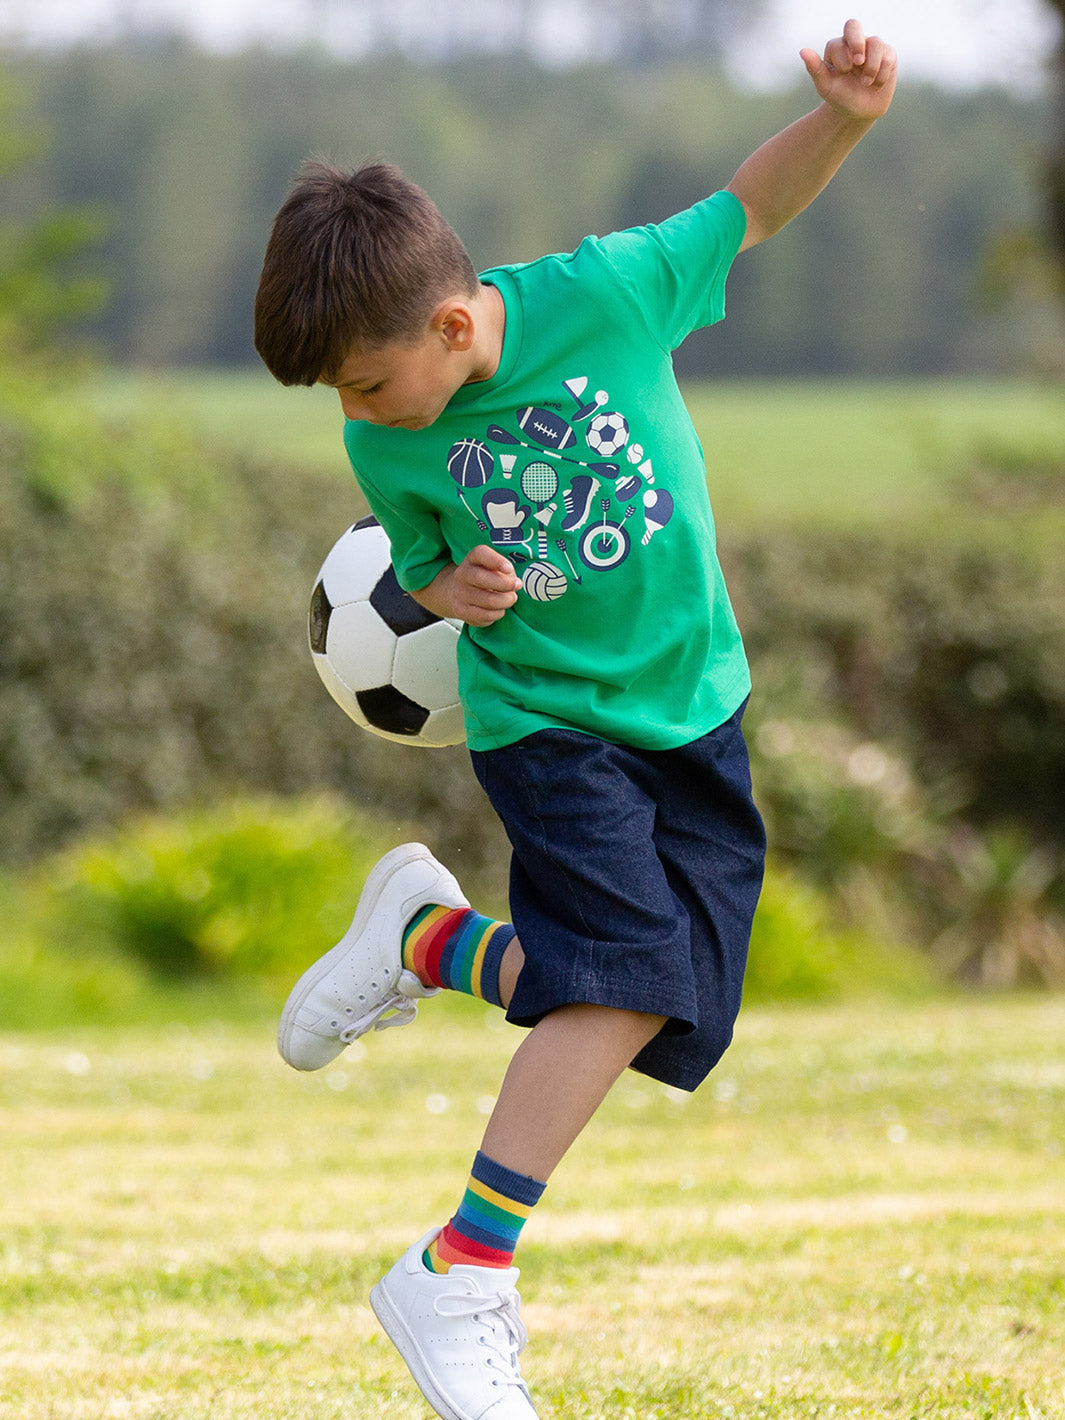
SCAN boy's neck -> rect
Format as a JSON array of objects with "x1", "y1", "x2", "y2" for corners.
[{"x1": 464, "y1": 282, "x2": 506, "y2": 387}]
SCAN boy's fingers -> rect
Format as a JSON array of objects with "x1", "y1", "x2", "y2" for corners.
[
  {"x1": 467, "y1": 543, "x2": 518, "y2": 578},
  {"x1": 851, "y1": 33, "x2": 886, "y2": 84},
  {"x1": 865, "y1": 38, "x2": 898, "y2": 86},
  {"x1": 460, "y1": 546, "x2": 520, "y2": 593},
  {"x1": 800, "y1": 47, "x2": 827, "y2": 82},
  {"x1": 456, "y1": 581, "x2": 519, "y2": 625},
  {"x1": 842, "y1": 17, "x2": 866, "y2": 65},
  {"x1": 823, "y1": 34, "x2": 854, "y2": 74}
]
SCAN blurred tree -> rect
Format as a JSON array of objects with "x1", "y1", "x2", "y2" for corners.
[
  {"x1": 1044, "y1": 0, "x2": 1065, "y2": 279},
  {"x1": 297, "y1": 0, "x2": 761, "y2": 64},
  {"x1": 3, "y1": 46, "x2": 1052, "y2": 374},
  {"x1": 0, "y1": 68, "x2": 106, "y2": 359}
]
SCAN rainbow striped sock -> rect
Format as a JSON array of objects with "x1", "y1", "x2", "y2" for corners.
[
  {"x1": 424, "y1": 1151, "x2": 546, "y2": 1274},
  {"x1": 402, "y1": 906, "x2": 514, "y2": 1007}
]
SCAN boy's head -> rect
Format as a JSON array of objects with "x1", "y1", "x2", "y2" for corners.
[{"x1": 254, "y1": 160, "x2": 480, "y2": 389}]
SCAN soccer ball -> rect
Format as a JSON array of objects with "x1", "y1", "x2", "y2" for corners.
[
  {"x1": 308, "y1": 517, "x2": 465, "y2": 747},
  {"x1": 585, "y1": 411, "x2": 629, "y2": 457}
]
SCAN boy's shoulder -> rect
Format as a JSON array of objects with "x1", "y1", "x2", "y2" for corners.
[{"x1": 485, "y1": 189, "x2": 746, "y2": 323}]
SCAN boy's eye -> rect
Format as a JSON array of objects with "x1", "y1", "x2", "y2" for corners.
[{"x1": 360, "y1": 382, "x2": 383, "y2": 396}]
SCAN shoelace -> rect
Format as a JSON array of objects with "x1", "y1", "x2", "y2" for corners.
[
  {"x1": 337, "y1": 993, "x2": 417, "y2": 1041},
  {"x1": 434, "y1": 1287, "x2": 529, "y2": 1391}
]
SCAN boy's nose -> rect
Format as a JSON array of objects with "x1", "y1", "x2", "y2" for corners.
[{"x1": 337, "y1": 390, "x2": 367, "y2": 421}]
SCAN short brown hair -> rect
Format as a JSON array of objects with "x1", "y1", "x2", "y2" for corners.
[{"x1": 254, "y1": 160, "x2": 479, "y2": 386}]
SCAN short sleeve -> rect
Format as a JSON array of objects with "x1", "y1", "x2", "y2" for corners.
[
  {"x1": 344, "y1": 437, "x2": 452, "y2": 593},
  {"x1": 592, "y1": 189, "x2": 746, "y2": 351}
]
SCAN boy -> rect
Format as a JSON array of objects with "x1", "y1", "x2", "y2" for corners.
[{"x1": 255, "y1": 21, "x2": 896, "y2": 1420}]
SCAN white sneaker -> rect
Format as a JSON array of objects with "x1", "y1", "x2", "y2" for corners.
[
  {"x1": 370, "y1": 1232, "x2": 537, "y2": 1420},
  {"x1": 277, "y1": 843, "x2": 469, "y2": 1071}
]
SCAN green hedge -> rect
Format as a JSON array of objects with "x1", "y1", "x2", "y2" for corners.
[
  {"x1": 2, "y1": 371, "x2": 1063, "y2": 980},
  {"x1": 3, "y1": 794, "x2": 932, "y2": 1019},
  {"x1": 724, "y1": 526, "x2": 1065, "y2": 845},
  {"x1": 0, "y1": 370, "x2": 511, "y2": 897},
  {"x1": 17, "y1": 794, "x2": 392, "y2": 982}
]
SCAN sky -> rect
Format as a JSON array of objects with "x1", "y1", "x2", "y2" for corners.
[{"x1": 0, "y1": 0, "x2": 1060, "y2": 94}]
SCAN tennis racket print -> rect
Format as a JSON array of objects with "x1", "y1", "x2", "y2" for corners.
[{"x1": 520, "y1": 460, "x2": 559, "y2": 557}]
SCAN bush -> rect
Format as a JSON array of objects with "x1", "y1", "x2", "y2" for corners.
[
  {"x1": 3, "y1": 367, "x2": 1064, "y2": 986},
  {"x1": 726, "y1": 525, "x2": 1065, "y2": 984},
  {"x1": 0, "y1": 368, "x2": 511, "y2": 899},
  {"x1": 743, "y1": 862, "x2": 935, "y2": 1003},
  {"x1": 20, "y1": 793, "x2": 398, "y2": 984},
  {"x1": 7, "y1": 795, "x2": 934, "y2": 1024},
  {"x1": 725, "y1": 524, "x2": 1065, "y2": 847}
]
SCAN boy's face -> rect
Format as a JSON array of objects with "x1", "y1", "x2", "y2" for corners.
[{"x1": 321, "y1": 304, "x2": 483, "y2": 432}]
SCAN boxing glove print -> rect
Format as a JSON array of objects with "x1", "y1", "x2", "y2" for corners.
[{"x1": 482, "y1": 489, "x2": 531, "y2": 545}]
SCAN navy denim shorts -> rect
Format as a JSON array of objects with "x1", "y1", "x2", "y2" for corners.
[{"x1": 469, "y1": 699, "x2": 766, "y2": 1092}]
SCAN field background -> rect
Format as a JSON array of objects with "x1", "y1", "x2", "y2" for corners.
[
  {"x1": 91, "y1": 370, "x2": 1065, "y2": 531},
  {"x1": 4, "y1": 21, "x2": 1065, "y2": 1413},
  {"x1": 2, "y1": 993, "x2": 1063, "y2": 1420},
  {"x1": 0, "y1": 372, "x2": 1059, "y2": 1418}
]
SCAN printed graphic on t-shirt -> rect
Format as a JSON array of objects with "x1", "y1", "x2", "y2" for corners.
[{"x1": 445, "y1": 374, "x2": 675, "y2": 602}]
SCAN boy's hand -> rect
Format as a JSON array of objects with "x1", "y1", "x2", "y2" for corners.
[
  {"x1": 800, "y1": 19, "x2": 897, "y2": 123},
  {"x1": 451, "y1": 545, "x2": 521, "y2": 626},
  {"x1": 412, "y1": 546, "x2": 520, "y2": 627}
]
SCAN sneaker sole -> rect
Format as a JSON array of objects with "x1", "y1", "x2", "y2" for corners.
[
  {"x1": 277, "y1": 842, "x2": 436, "y2": 1070},
  {"x1": 369, "y1": 1276, "x2": 467, "y2": 1420}
]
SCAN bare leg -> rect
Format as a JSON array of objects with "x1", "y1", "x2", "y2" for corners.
[
  {"x1": 484, "y1": 935, "x2": 666, "y2": 1181},
  {"x1": 497, "y1": 935, "x2": 525, "y2": 1010}
]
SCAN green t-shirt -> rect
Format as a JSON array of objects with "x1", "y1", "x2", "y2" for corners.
[{"x1": 345, "y1": 188, "x2": 751, "y2": 752}]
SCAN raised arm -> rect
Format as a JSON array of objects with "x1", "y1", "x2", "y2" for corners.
[{"x1": 727, "y1": 18, "x2": 897, "y2": 252}]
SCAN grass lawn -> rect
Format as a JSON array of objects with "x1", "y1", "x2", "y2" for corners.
[
  {"x1": 1, "y1": 994, "x2": 1062, "y2": 1419},
  {"x1": 90, "y1": 370, "x2": 1065, "y2": 532}
]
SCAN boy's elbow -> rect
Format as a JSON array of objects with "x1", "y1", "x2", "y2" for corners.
[{"x1": 727, "y1": 187, "x2": 774, "y2": 252}]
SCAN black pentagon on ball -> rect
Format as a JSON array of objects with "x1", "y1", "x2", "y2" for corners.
[
  {"x1": 308, "y1": 579, "x2": 332, "y2": 654},
  {"x1": 369, "y1": 563, "x2": 440, "y2": 636},
  {"x1": 356, "y1": 685, "x2": 430, "y2": 737}
]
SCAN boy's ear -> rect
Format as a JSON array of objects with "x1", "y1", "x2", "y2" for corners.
[{"x1": 431, "y1": 299, "x2": 476, "y2": 352}]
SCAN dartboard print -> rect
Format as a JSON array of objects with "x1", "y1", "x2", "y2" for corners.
[{"x1": 578, "y1": 518, "x2": 631, "y2": 571}]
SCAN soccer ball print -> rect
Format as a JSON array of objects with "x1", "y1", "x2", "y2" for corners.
[
  {"x1": 585, "y1": 411, "x2": 629, "y2": 458},
  {"x1": 308, "y1": 517, "x2": 465, "y2": 747}
]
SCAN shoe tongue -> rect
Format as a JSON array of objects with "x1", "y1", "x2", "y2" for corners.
[{"x1": 452, "y1": 1262, "x2": 520, "y2": 1289}]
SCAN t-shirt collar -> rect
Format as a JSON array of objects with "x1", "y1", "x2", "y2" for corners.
[{"x1": 447, "y1": 269, "x2": 523, "y2": 407}]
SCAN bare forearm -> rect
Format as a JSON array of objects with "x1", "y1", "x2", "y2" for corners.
[
  {"x1": 410, "y1": 546, "x2": 520, "y2": 627},
  {"x1": 728, "y1": 102, "x2": 875, "y2": 250},
  {"x1": 409, "y1": 565, "x2": 458, "y2": 620},
  {"x1": 728, "y1": 21, "x2": 897, "y2": 251}
]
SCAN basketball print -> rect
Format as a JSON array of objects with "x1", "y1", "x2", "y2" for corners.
[{"x1": 447, "y1": 438, "x2": 494, "y2": 487}]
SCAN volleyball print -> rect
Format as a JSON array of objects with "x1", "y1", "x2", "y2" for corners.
[
  {"x1": 447, "y1": 438, "x2": 494, "y2": 488},
  {"x1": 522, "y1": 561, "x2": 568, "y2": 602}
]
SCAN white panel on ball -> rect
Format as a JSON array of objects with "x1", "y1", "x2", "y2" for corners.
[
  {"x1": 320, "y1": 523, "x2": 391, "y2": 605},
  {"x1": 325, "y1": 601, "x2": 395, "y2": 691},
  {"x1": 419, "y1": 703, "x2": 467, "y2": 748},
  {"x1": 391, "y1": 621, "x2": 462, "y2": 710},
  {"x1": 310, "y1": 650, "x2": 369, "y2": 728}
]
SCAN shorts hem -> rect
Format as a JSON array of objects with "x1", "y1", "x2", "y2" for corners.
[{"x1": 504, "y1": 973, "x2": 696, "y2": 1037}]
